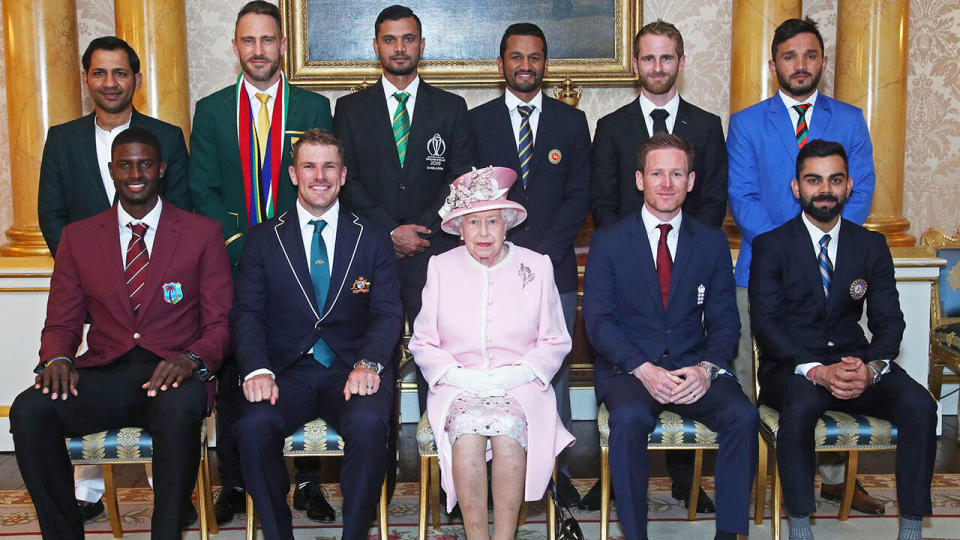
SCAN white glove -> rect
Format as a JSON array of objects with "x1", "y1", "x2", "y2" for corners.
[
  {"x1": 483, "y1": 364, "x2": 537, "y2": 391},
  {"x1": 440, "y1": 367, "x2": 505, "y2": 397}
]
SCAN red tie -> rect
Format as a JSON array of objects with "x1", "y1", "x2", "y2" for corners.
[
  {"x1": 125, "y1": 223, "x2": 149, "y2": 312},
  {"x1": 656, "y1": 223, "x2": 673, "y2": 309}
]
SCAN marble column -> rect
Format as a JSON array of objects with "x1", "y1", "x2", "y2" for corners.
[
  {"x1": 835, "y1": 0, "x2": 914, "y2": 246},
  {"x1": 1, "y1": 0, "x2": 82, "y2": 257},
  {"x1": 114, "y1": 0, "x2": 191, "y2": 140},
  {"x1": 725, "y1": 0, "x2": 802, "y2": 247}
]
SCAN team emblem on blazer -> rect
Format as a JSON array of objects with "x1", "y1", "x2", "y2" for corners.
[
  {"x1": 548, "y1": 149, "x2": 562, "y2": 164},
  {"x1": 351, "y1": 276, "x2": 371, "y2": 294},
  {"x1": 849, "y1": 278, "x2": 868, "y2": 300},
  {"x1": 162, "y1": 282, "x2": 183, "y2": 304},
  {"x1": 426, "y1": 133, "x2": 447, "y2": 171},
  {"x1": 519, "y1": 263, "x2": 535, "y2": 289},
  {"x1": 697, "y1": 283, "x2": 706, "y2": 305}
]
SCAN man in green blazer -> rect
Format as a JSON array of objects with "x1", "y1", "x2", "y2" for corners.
[
  {"x1": 38, "y1": 37, "x2": 190, "y2": 257},
  {"x1": 187, "y1": 0, "x2": 333, "y2": 526}
]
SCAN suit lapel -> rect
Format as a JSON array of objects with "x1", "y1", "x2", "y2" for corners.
[
  {"x1": 136, "y1": 203, "x2": 181, "y2": 322},
  {"x1": 791, "y1": 216, "x2": 828, "y2": 313},
  {"x1": 96, "y1": 208, "x2": 135, "y2": 325},
  {"x1": 672, "y1": 98, "x2": 695, "y2": 142},
  {"x1": 827, "y1": 220, "x2": 854, "y2": 313},
  {"x1": 404, "y1": 82, "x2": 434, "y2": 175},
  {"x1": 629, "y1": 100, "x2": 652, "y2": 140},
  {"x1": 321, "y1": 209, "x2": 362, "y2": 320},
  {"x1": 628, "y1": 214, "x2": 666, "y2": 314},
  {"x1": 275, "y1": 210, "x2": 320, "y2": 317},
  {"x1": 494, "y1": 96, "x2": 521, "y2": 171},
  {"x1": 768, "y1": 97, "x2": 800, "y2": 163},
  {"x1": 80, "y1": 113, "x2": 112, "y2": 208},
  {"x1": 366, "y1": 82, "x2": 401, "y2": 170},
  {"x1": 667, "y1": 218, "x2": 694, "y2": 311},
  {"x1": 528, "y1": 97, "x2": 554, "y2": 180},
  {"x1": 807, "y1": 93, "x2": 832, "y2": 142}
]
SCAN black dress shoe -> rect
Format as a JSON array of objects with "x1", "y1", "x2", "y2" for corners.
[
  {"x1": 555, "y1": 473, "x2": 582, "y2": 507},
  {"x1": 293, "y1": 482, "x2": 336, "y2": 523},
  {"x1": 578, "y1": 479, "x2": 612, "y2": 511},
  {"x1": 213, "y1": 487, "x2": 246, "y2": 526},
  {"x1": 181, "y1": 504, "x2": 198, "y2": 529},
  {"x1": 77, "y1": 499, "x2": 104, "y2": 522},
  {"x1": 671, "y1": 482, "x2": 716, "y2": 513}
]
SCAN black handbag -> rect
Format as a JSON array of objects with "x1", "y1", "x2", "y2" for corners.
[{"x1": 548, "y1": 480, "x2": 585, "y2": 540}]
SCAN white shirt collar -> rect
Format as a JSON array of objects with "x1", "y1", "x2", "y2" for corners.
[
  {"x1": 296, "y1": 198, "x2": 340, "y2": 231},
  {"x1": 94, "y1": 112, "x2": 132, "y2": 134},
  {"x1": 504, "y1": 89, "x2": 543, "y2": 112},
  {"x1": 640, "y1": 204, "x2": 683, "y2": 235},
  {"x1": 382, "y1": 75, "x2": 420, "y2": 101},
  {"x1": 243, "y1": 76, "x2": 280, "y2": 101},
  {"x1": 638, "y1": 92, "x2": 680, "y2": 121},
  {"x1": 800, "y1": 211, "x2": 840, "y2": 242},
  {"x1": 778, "y1": 88, "x2": 819, "y2": 109},
  {"x1": 117, "y1": 197, "x2": 163, "y2": 231}
]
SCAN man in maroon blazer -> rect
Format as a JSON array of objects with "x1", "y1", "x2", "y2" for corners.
[{"x1": 9, "y1": 127, "x2": 233, "y2": 540}]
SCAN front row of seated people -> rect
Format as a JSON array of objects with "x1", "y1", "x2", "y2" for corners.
[{"x1": 10, "y1": 128, "x2": 935, "y2": 540}]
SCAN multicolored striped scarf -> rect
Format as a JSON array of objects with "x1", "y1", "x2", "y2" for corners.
[{"x1": 236, "y1": 73, "x2": 288, "y2": 227}]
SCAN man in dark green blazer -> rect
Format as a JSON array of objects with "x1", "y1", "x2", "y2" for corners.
[
  {"x1": 38, "y1": 37, "x2": 190, "y2": 257},
  {"x1": 187, "y1": 1, "x2": 333, "y2": 526}
]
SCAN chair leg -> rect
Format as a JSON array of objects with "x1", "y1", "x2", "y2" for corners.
[
  {"x1": 517, "y1": 502, "x2": 528, "y2": 527},
  {"x1": 771, "y1": 452, "x2": 782, "y2": 540},
  {"x1": 429, "y1": 455, "x2": 441, "y2": 531},
  {"x1": 378, "y1": 475, "x2": 389, "y2": 540},
  {"x1": 195, "y1": 460, "x2": 209, "y2": 540},
  {"x1": 688, "y1": 449, "x2": 704, "y2": 521},
  {"x1": 103, "y1": 464, "x2": 123, "y2": 538},
  {"x1": 245, "y1": 491, "x2": 256, "y2": 540},
  {"x1": 838, "y1": 451, "x2": 859, "y2": 521},
  {"x1": 600, "y1": 446, "x2": 610, "y2": 540},
  {"x1": 754, "y1": 434, "x2": 768, "y2": 526},
  {"x1": 200, "y1": 448, "x2": 218, "y2": 535},
  {"x1": 418, "y1": 455, "x2": 429, "y2": 540},
  {"x1": 545, "y1": 463, "x2": 557, "y2": 540},
  {"x1": 928, "y1": 359, "x2": 944, "y2": 401}
]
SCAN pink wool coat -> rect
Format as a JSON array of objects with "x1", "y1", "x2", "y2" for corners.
[{"x1": 409, "y1": 243, "x2": 576, "y2": 511}]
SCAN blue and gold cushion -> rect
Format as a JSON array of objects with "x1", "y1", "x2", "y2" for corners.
[
  {"x1": 283, "y1": 418, "x2": 345, "y2": 456},
  {"x1": 597, "y1": 405, "x2": 719, "y2": 448},
  {"x1": 935, "y1": 247, "x2": 960, "y2": 318},
  {"x1": 758, "y1": 405, "x2": 897, "y2": 449},
  {"x1": 67, "y1": 422, "x2": 207, "y2": 464},
  {"x1": 933, "y1": 322, "x2": 960, "y2": 355},
  {"x1": 416, "y1": 413, "x2": 437, "y2": 455}
]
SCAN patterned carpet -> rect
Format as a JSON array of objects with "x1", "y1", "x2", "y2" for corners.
[{"x1": 0, "y1": 475, "x2": 958, "y2": 538}]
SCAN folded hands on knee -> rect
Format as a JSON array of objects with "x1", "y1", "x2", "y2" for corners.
[{"x1": 631, "y1": 361, "x2": 713, "y2": 405}]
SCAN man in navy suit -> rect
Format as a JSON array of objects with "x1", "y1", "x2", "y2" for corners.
[
  {"x1": 727, "y1": 17, "x2": 880, "y2": 512},
  {"x1": 231, "y1": 129, "x2": 403, "y2": 540},
  {"x1": 750, "y1": 140, "x2": 936, "y2": 540},
  {"x1": 468, "y1": 22, "x2": 590, "y2": 506},
  {"x1": 583, "y1": 133, "x2": 757, "y2": 540}
]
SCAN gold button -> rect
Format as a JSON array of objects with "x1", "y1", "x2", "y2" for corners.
[{"x1": 133, "y1": 332, "x2": 141, "y2": 339}]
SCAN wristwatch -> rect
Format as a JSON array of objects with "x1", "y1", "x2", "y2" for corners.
[
  {"x1": 867, "y1": 360, "x2": 884, "y2": 384},
  {"x1": 183, "y1": 350, "x2": 210, "y2": 380},
  {"x1": 355, "y1": 359, "x2": 384, "y2": 376},
  {"x1": 698, "y1": 362, "x2": 727, "y2": 380}
]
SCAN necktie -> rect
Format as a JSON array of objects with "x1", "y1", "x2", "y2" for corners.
[
  {"x1": 392, "y1": 92, "x2": 410, "y2": 166},
  {"x1": 125, "y1": 223, "x2": 149, "y2": 313},
  {"x1": 656, "y1": 224, "x2": 673, "y2": 309},
  {"x1": 650, "y1": 108, "x2": 669, "y2": 134},
  {"x1": 793, "y1": 103, "x2": 811, "y2": 148},
  {"x1": 818, "y1": 234, "x2": 833, "y2": 299},
  {"x1": 255, "y1": 93, "x2": 271, "y2": 167},
  {"x1": 517, "y1": 105, "x2": 535, "y2": 188},
  {"x1": 309, "y1": 219, "x2": 334, "y2": 366}
]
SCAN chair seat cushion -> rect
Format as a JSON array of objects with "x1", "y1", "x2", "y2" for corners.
[
  {"x1": 283, "y1": 418, "x2": 345, "y2": 455},
  {"x1": 597, "y1": 405, "x2": 718, "y2": 448},
  {"x1": 67, "y1": 422, "x2": 206, "y2": 464},
  {"x1": 758, "y1": 405, "x2": 897, "y2": 449},
  {"x1": 416, "y1": 413, "x2": 437, "y2": 455},
  {"x1": 933, "y1": 322, "x2": 960, "y2": 355}
]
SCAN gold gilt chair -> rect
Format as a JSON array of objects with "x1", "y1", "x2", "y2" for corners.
[
  {"x1": 751, "y1": 339, "x2": 899, "y2": 540},
  {"x1": 920, "y1": 225, "x2": 960, "y2": 440},
  {"x1": 66, "y1": 422, "x2": 217, "y2": 539}
]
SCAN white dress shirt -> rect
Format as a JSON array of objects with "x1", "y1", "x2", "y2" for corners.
[
  {"x1": 640, "y1": 205, "x2": 682, "y2": 265},
  {"x1": 382, "y1": 75, "x2": 420, "y2": 127},
  {"x1": 117, "y1": 198, "x2": 162, "y2": 265},
  {"x1": 504, "y1": 89, "x2": 543, "y2": 147},
  {"x1": 779, "y1": 88, "x2": 819, "y2": 134},
  {"x1": 638, "y1": 92, "x2": 680, "y2": 136},
  {"x1": 243, "y1": 77, "x2": 280, "y2": 125},
  {"x1": 94, "y1": 114, "x2": 132, "y2": 204}
]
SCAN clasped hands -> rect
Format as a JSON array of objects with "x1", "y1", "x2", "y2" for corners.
[
  {"x1": 442, "y1": 365, "x2": 536, "y2": 397},
  {"x1": 35, "y1": 353, "x2": 196, "y2": 400},
  {"x1": 632, "y1": 361, "x2": 712, "y2": 405},
  {"x1": 242, "y1": 364, "x2": 381, "y2": 405},
  {"x1": 810, "y1": 356, "x2": 873, "y2": 399},
  {"x1": 392, "y1": 224, "x2": 431, "y2": 258}
]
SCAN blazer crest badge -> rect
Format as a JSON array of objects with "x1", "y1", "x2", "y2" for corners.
[
  {"x1": 849, "y1": 278, "x2": 868, "y2": 300},
  {"x1": 162, "y1": 282, "x2": 183, "y2": 304},
  {"x1": 351, "y1": 276, "x2": 371, "y2": 294}
]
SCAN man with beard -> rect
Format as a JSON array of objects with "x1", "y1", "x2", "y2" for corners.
[
  {"x1": 467, "y1": 22, "x2": 590, "y2": 506},
  {"x1": 750, "y1": 140, "x2": 935, "y2": 540},
  {"x1": 333, "y1": 5, "x2": 473, "y2": 409},
  {"x1": 726, "y1": 17, "x2": 881, "y2": 514},
  {"x1": 584, "y1": 19, "x2": 728, "y2": 514},
  {"x1": 36, "y1": 35, "x2": 192, "y2": 523},
  {"x1": 188, "y1": 0, "x2": 334, "y2": 526}
]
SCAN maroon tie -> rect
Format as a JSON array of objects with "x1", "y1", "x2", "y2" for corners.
[
  {"x1": 656, "y1": 223, "x2": 673, "y2": 309},
  {"x1": 125, "y1": 223, "x2": 149, "y2": 312}
]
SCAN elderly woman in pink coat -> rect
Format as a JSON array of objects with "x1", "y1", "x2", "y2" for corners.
[{"x1": 409, "y1": 166, "x2": 575, "y2": 540}]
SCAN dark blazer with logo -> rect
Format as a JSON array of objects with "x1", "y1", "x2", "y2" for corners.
[
  {"x1": 188, "y1": 82, "x2": 332, "y2": 267},
  {"x1": 749, "y1": 215, "x2": 904, "y2": 388},
  {"x1": 590, "y1": 97, "x2": 728, "y2": 229},
  {"x1": 468, "y1": 94, "x2": 590, "y2": 294},
  {"x1": 38, "y1": 109, "x2": 191, "y2": 256},
  {"x1": 230, "y1": 205, "x2": 403, "y2": 378}
]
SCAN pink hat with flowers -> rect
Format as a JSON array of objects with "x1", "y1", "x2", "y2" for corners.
[{"x1": 439, "y1": 166, "x2": 527, "y2": 235}]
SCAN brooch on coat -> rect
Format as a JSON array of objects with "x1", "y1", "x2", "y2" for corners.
[
  {"x1": 519, "y1": 263, "x2": 535, "y2": 289},
  {"x1": 351, "y1": 276, "x2": 371, "y2": 294},
  {"x1": 849, "y1": 278, "x2": 868, "y2": 300}
]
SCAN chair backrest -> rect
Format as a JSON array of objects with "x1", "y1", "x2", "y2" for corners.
[{"x1": 919, "y1": 226, "x2": 960, "y2": 326}]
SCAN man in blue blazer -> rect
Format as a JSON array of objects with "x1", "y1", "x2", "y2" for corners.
[
  {"x1": 584, "y1": 133, "x2": 757, "y2": 540},
  {"x1": 469, "y1": 22, "x2": 590, "y2": 505},
  {"x1": 231, "y1": 129, "x2": 403, "y2": 540},
  {"x1": 750, "y1": 140, "x2": 935, "y2": 540}
]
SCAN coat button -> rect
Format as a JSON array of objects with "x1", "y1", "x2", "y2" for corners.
[
  {"x1": 827, "y1": 341, "x2": 834, "y2": 347},
  {"x1": 488, "y1": 298, "x2": 493, "y2": 305},
  {"x1": 399, "y1": 184, "x2": 407, "y2": 191},
  {"x1": 133, "y1": 332, "x2": 141, "y2": 339}
]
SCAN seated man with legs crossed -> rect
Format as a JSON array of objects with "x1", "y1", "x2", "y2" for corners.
[
  {"x1": 583, "y1": 132, "x2": 758, "y2": 540},
  {"x1": 231, "y1": 129, "x2": 403, "y2": 540}
]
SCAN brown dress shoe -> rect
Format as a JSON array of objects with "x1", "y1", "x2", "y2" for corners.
[{"x1": 820, "y1": 479, "x2": 885, "y2": 514}]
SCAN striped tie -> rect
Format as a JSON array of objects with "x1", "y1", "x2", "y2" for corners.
[
  {"x1": 517, "y1": 105, "x2": 535, "y2": 188},
  {"x1": 793, "y1": 103, "x2": 812, "y2": 148},
  {"x1": 125, "y1": 223, "x2": 149, "y2": 313},
  {"x1": 818, "y1": 234, "x2": 833, "y2": 298},
  {"x1": 392, "y1": 92, "x2": 410, "y2": 166}
]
